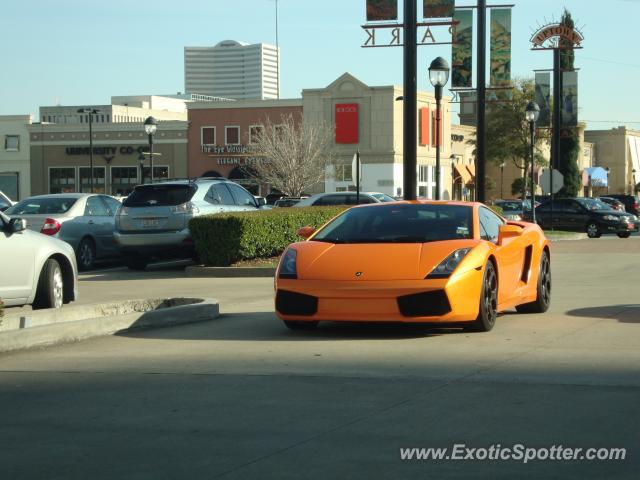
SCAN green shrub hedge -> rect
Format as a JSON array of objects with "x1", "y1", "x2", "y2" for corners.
[
  {"x1": 189, "y1": 207, "x2": 347, "y2": 266},
  {"x1": 0, "y1": 299, "x2": 4, "y2": 318}
]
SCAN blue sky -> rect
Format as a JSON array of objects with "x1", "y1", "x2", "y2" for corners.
[{"x1": 2, "y1": 0, "x2": 639, "y2": 129}]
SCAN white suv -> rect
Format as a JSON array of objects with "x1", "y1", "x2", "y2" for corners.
[{"x1": 114, "y1": 178, "x2": 262, "y2": 270}]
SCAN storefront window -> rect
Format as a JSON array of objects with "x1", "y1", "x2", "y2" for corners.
[
  {"x1": 50, "y1": 167, "x2": 76, "y2": 194},
  {"x1": 142, "y1": 166, "x2": 169, "y2": 184},
  {"x1": 79, "y1": 167, "x2": 106, "y2": 194},
  {"x1": 335, "y1": 164, "x2": 352, "y2": 182},
  {"x1": 111, "y1": 166, "x2": 139, "y2": 196},
  {"x1": 0, "y1": 172, "x2": 19, "y2": 199}
]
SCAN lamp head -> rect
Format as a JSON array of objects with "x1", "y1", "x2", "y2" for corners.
[
  {"x1": 525, "y1": 101, "x2": 540, "y2": 123},
  {"x1": 144, "y1": 116, "x2": 158, "y2": 136},
  {"x1": 428, "y1": 57, "x2": 450, "y2": 88}
]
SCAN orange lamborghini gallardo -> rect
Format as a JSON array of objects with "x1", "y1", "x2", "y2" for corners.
[{"x1": 275, "y1": 201, "x2": 551, "y2": 332}]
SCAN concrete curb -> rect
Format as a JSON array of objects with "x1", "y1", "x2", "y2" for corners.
[
  {"x1": 0, "y1": 297, "x2": 219, "y2": 353},
  {"x1": 186, "y1": 266, "x2": 276, "y2": 278}
]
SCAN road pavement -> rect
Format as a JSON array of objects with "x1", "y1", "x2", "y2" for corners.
[{"x1": 1, "y1": 238, "x2": 639, "y2": 479}]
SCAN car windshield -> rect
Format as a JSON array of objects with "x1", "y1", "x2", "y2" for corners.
[
  {"x1": 123, "y1": 184, "x2": 197, "y2": 207},
  {"x1": 371, "y1": 193, "x2": 396, "y2": 202},
  {"x1": 577, "y1": 198, "x2": 612, "y2": 211},
  {"x1": 312, "y1": 204, "x2": 473, "y2": 244},
  {"x1": 5, "y1": 197, "x2": 77, "y2": 215}
]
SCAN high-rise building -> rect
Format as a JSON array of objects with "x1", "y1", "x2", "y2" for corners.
[{"x1": 184, "y1": 40, "x2": 280, "y2": 100}]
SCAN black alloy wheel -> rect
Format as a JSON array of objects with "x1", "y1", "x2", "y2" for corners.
[
  {"x1": 516, "y1": 250, "x2": 551, "y2": 314},
  {"x1": 466, "y1": 261, "x2": 498, "y2": 332}
]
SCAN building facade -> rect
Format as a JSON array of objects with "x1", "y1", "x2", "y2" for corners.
[
  {"x1": 0, "y1": 115, "x2": 32, "y2": 200},
  {"x1": 585, "y1": 127, "x2": 640, "y2": 195},
  {"x1": 187, "y1": 99, "x2": 303, "y2": 195},
  {"x1": 29, "y1": 121, "x2": 188, "y2": 196},
  {"x1": 304, "y1": 73, "x2": 454, "y2": 199},
  {"x1": 39, "y1": 95, "x2": 191, "y2": 125},
  {"x1": 184, "y1": 40, "x2": 280, "y2": 100}
]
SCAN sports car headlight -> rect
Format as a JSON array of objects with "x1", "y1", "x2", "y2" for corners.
[
  {"x1": 602, "y1": 215, "x2": 618, "y2": 221},
  {"x1": 279, "y1": 248, "x2": 297, "y2": 279},
  {"x1": 426, "y1": 248, "x2": 472, "y2": 279}
]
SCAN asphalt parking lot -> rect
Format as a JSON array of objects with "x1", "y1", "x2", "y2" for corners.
[{"x1": 1, "y1": 238, "x2": 639, "y2": 479}]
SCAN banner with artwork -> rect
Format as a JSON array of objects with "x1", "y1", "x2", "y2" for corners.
[
  {"x1": 423, "y1": 0, "x2": 454, "y2": 18},
  {"x1": 451, "y1": 9, "x2": 473, "y2": 88},
  {"x1": 366, "y1": 0, "x2": 398, "y2": 22},
  {"x1": 490, "y1": 8, "x2": 511, "y2": 86},
  {"x1": 535, "y1": 72, "x2": 551, "y2": 127},
  {"x1": 562, "y1": 71, "x2": 578, "y2": 127}
]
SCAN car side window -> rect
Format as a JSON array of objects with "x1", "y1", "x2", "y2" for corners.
[
  {"x1": 85, "y1": 196, "x2": 109, "y2": 216},
  {"x1": 315, "y1": 195, "x2": 346, "y2": 206},
  {"x1": 562, "y1": 200, "x2": 582, "y2": 213},
  {"x1": 100, "y1": 196, "x2": 121, "y2": 215},
  {"x1": 479, "y1": 207, "x2": 504, "y2": 243},
  {"x1": 205, "y1": 184, "x2": 235, "y2": 205},
  {"x1": 227, "y1": 183, "x2": 257, "y2": 207}
]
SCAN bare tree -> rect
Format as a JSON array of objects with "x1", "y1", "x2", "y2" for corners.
[{"x1": 246, "y1": 114, "x2": 334, "y2": 197}]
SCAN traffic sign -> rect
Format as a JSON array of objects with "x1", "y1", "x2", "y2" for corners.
[{"x1": 539, "y1": 168, "x2": 564, "y2": 195}]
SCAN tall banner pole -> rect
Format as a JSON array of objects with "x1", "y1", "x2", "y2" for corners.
[
  {"x1": 403, "y1": 0, "x2": 417, "y2": 200},
  {"x1": 551, "y1": 47, "x2": 561, "y2": 230},
  {"x1": 476, "y1": 0, "x2": 487, "y2": 203}
]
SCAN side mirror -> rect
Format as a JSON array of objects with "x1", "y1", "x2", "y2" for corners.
[
  {"x1": 9, "y1": 218, "x2": 27, "y2": 233},
  {"x1": 498, "y1": 224, "x2": 522, "y2": 245},
  {"x1": 297, "y1": 226, "x2": 316, "y2": 239},
  {"x1": 256, "y1": 197, "x2": 266, "y2": 207}
]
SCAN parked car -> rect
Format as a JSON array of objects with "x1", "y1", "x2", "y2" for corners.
[
  {"x1": 604, "y1": 194, "x2": 639, "y2": 215},
  {"x1": 533, "y1": 197, "x2": 639, "y2": 238},
  {"x1": 4, "y1": 193, "x2": 121, "y2": 271},
  {"x1": 274, "y1": 197, "x2": 308, "y2": 208},
  {"x1": 114, "y1": 178, "x2": 265, "y2": 270},
  {"x1": 294, "y1": 192, "x2": 395, "y2": 207},
  {"x1": 0, "y1": 210, "x2": 78, "y2": 309},
  {"x1": 494, "y1": 199, "x2": 540, "y2": 221},
  {"x1": 598, "y1": 196, "x2": 626, "y2": 212},
  {"x1": 0, "y1": 190, "x2": 14, "y2": 212}
]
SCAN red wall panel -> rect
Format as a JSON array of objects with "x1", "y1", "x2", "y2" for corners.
[
  {"x1": 419, "y1": 107, "x2": 430, "y2": 146},
  {"x1": 335, "y1": 103, "x2": 359, "y2": 144}
]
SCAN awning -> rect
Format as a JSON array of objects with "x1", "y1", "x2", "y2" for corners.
[
  {"x1": 584, "y1": 167, "x2": 608, "y2": 187},
  {"x1": 454, "y1": 164, "x2": 472, "y2": 185},
  {"x1": 465, "y1": 165, "x2": 476, "y2": 186}
]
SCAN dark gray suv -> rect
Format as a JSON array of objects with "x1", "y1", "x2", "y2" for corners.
[{"x1": 114, "y1": 178, "x2": 262, "y2": 269}]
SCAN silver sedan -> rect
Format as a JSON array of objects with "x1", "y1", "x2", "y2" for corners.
[{"x1": 5, "y1": 193, "x2": 122, "y2": 270}]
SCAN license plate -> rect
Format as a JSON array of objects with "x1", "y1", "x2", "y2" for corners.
[{"x1": 141, "y1": 218, "x2": 160, "y2": 228}]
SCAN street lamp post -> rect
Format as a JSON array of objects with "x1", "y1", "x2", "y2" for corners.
[
  {"x1": 429, "y1": 57, "x2": 450, "y2": 201},
  {"x1": 144, "y1": 117, "x2": 158, "y2": 183},
  {"x1": 138, "y1": 153, "x2": 146, "y2": 185},
  {"x1": 525, "y1": 101, "x2": 540, "y2": 224},
  {"x1": 77, "y1": 108, "x2": 101, "y2": 193},
  {"x1": 499, "y1": 162, "x2": 505, "y2": 199},
  {"x1": 605, "y1": 166, "x2": 610, "y2": 194}
]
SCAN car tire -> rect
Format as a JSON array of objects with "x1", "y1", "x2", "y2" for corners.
[
  {"x1": 76, "y1": 237, "x2": 96, "y2": 271},
  {"x1": 284, "y1": 321, "x2": 319, "y2": 330},
  {"x1": 466, "y1": 260, "x2": 498, "y2": 332},
  {"x1": 617, "y1": 232, "x2": 631, "y2": 238},
  {"x1": 516, "y1": 250, "x2": 551, "y2": 314},
  {"x1": 586, "y1": 222, "x2": 601, "y2": 238},
  {"x1": 33, "y1": 259, "x2": 64, "y2": 310},
  {"x1": 125, "y1": 256, "x2": 148, "y2": 271}
]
